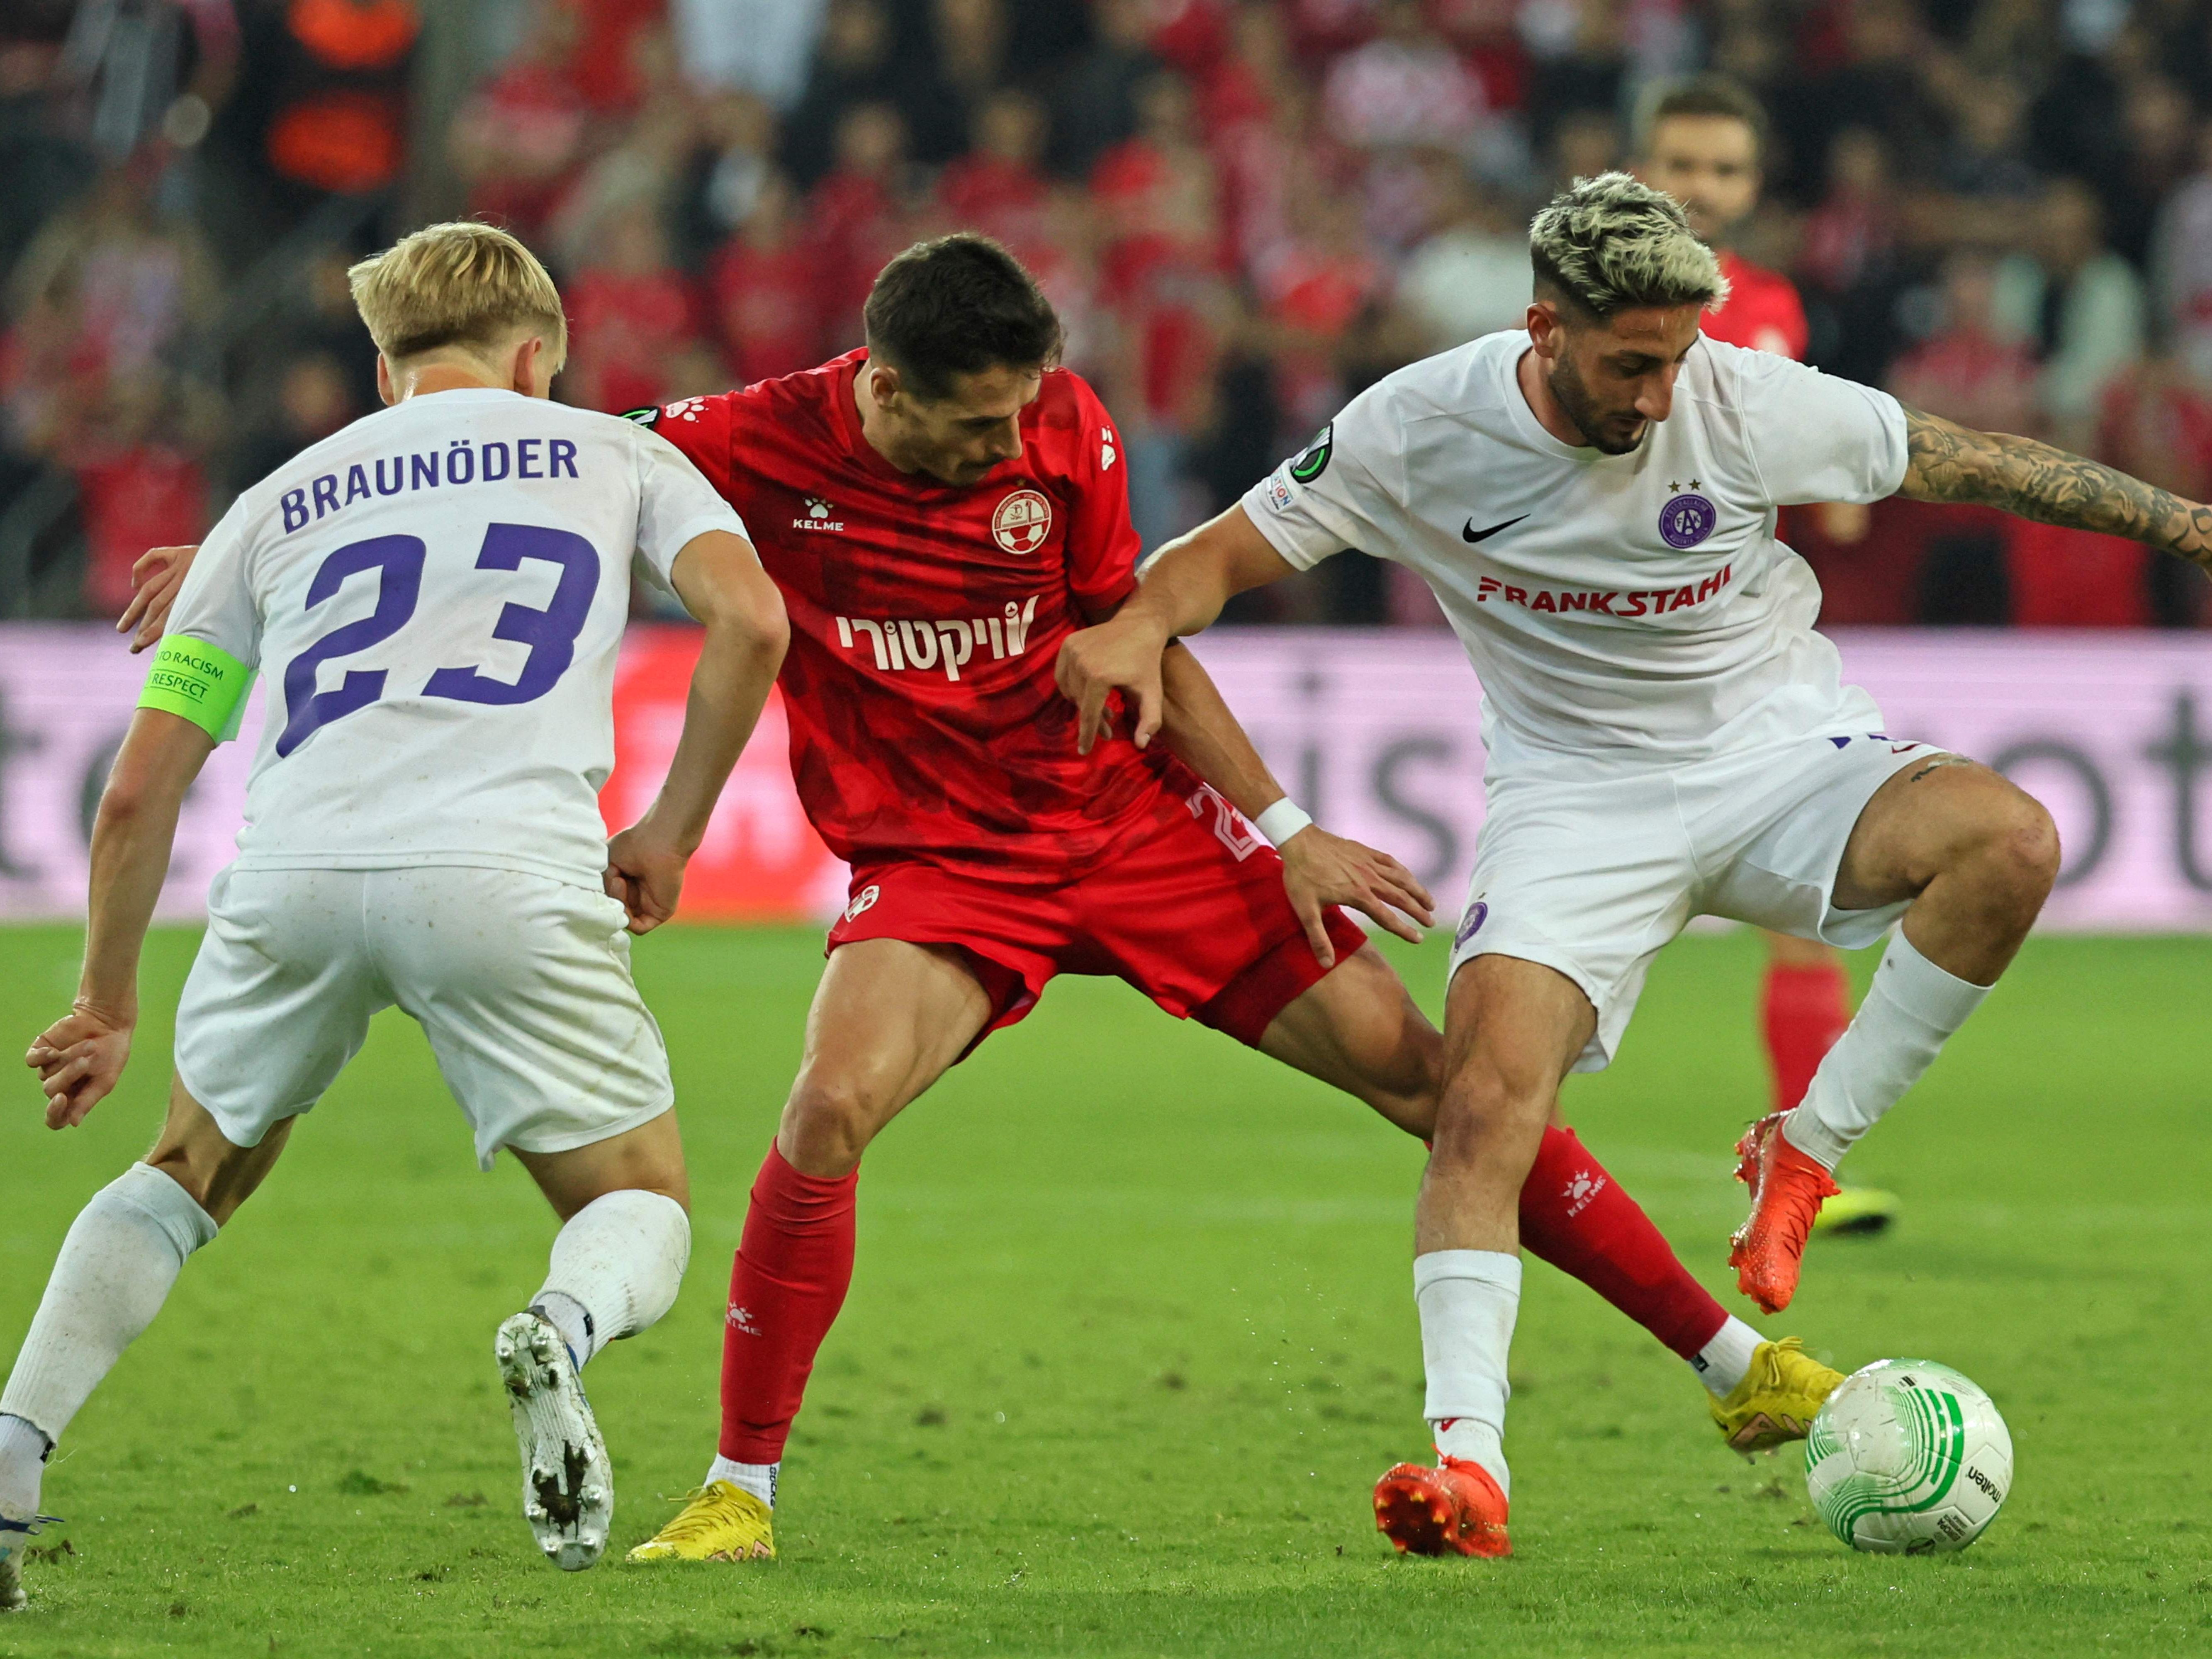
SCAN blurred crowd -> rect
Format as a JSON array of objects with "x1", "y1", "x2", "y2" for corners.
[{"x1": 7, "y1": 0, "x2": 2212, "y2": 627}]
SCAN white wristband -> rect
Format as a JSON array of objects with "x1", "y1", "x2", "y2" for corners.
[{"x1": 1254, "y1": 798, "x2": 1314, "y2": 847}]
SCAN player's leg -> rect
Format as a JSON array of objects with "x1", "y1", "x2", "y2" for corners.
[
  {"x1": 3, "y1": 867, "x2": 370, "y2": 1607},
  {"x1": 1256, "y1": 946, "x2": 1786, "y2": 1431},
  {"x1": 0, "y1": 1081, "x2": 287, "y2": 1593},
  {"x1": 1730, "y1": 752, "x2": 2060, "y2": 1311},
  {"x1": 1373, "y1": 953, "x2": 1590, "y2": 1557},
  {"x1": 370, "y1": 867, "x2": 699, "y2": 1570},
  {"x1": 489, "y1": 1114, "x2": 693, "y2": 1571},
  {"x1": 631, "y1": 937, "x2": 997, "y2": 1564},
  {"x1": 1759, "y1": 929, "x2": 1850, "y2": 1112}
]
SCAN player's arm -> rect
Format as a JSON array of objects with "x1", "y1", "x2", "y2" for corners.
[
  {"x1": 1896, "y1": 406, "x2": 2212, "y2": 567},
  {"x1": 603, "y1": 529, "x2": 789, "y2": 935},
  {"x1": 27, "y1": 711, "x2": 215, "y2": 1127},
  {"x1": 1149, "y1": 636, "x2": 1434, "y2": 961},
  {"x1": 1056, "y1": 504, "x2": 1297, "y2": 754}
]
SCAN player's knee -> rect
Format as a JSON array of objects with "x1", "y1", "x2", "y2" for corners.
[
  {"x1": 1431, "y1": 1053, "x2": 1551, "y2": 1162},
  {"x1": 777, "y1": 1074, "x2": 881, "y2": 1175},
  {"x1": 1972, "y1": 788, "x2": 2062, "y2": 909}
]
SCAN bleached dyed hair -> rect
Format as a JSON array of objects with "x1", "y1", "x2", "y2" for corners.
[
  {"x1": 348, "y1": 221, "x2": 569, "y2": 371},
  {"x1": 1528, "y1": 173, "x2": 1729, "y2": 320}
]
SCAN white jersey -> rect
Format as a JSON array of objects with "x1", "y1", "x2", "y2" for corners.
[
  {"x1": 1240, "y1": 331, "x2": 1908, "y2": 774},
  {"x1": 165, "y1": 387, "x2": 745, "y2": 885}
]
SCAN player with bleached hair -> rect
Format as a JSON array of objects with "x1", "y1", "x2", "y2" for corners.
[
  {"x1": 1061, "y1": 171, "x2": 2212, "y2": 1557},
  {"x1": 1, "y1": 222, "x2": 788, "y2": 1603}
]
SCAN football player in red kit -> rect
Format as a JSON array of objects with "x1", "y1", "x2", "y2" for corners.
[
  {"x1": 119, "y1": 236, "x2": 1848, "y2": 1565},
  {"x1": 1637, "y1": 80, "x2": 1894, "y2": 1236}
]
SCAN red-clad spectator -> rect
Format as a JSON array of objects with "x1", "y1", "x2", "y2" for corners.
[
  {"x1": 936, "y1": 88, "x2": 1050, "y2": 244},
  {"x1": 806, "y1": 101, "x2": 916, "y2": 347},
  {"x1": 1430, "y1": 0, "x2": 1528, "y2": 114},
  {"x1": 708, "y1": 173, "x2": 827, "y2": 385},
  {"x1": 1092, "y1": 73, "x2": 1225, "y2": 288},
  {"x1": 569, "y1": 0, "x2": 666, "y2": 112},
  {"x1": 65, "y1": 381, "x2": 208, "y2": 618},
  {"x1": 1253, "y1": 188, "x2": 1389, "y2": 343},
  {"x1": 564, "y1": 204, "x2": 706, "y2": 413},
  {"x1": 1193, "y1": 1, "x2": 1295, "y2": 137},
  {"x1": 1886, "y1": 253, "x2": 2039, "y2": 436},
  {"x1": 1322, "y1": 0, "x2": 1484, "y2": 152},
  {"x1": 449, "y1": 0, "x2": 591, "y2": 241},
  {"x1": 1146, "y1": 0, "x2": 1236, "y2": 79},
  {"x1": 1798, "y1": 126, "x2": 1895, "y2": 298}
]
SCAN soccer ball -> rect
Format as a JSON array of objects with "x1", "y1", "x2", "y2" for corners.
[{"x1": 1803, "y1": 1359, "x2": 2012, "y2": 1554}]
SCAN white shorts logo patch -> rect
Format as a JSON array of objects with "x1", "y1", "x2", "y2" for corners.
[
  {"x1": 844, "y1": 883, "x2": 881, "y2": 921},
  {"x1": 992, "y1": 489, "x2": 1052, "y2": 555}
]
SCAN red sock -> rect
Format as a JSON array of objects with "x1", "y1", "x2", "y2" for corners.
[
  {"x1": 1517, "y1": 1125, "x2": 1728, "y2": 1361},
  {"x1": 1762, "y1": 961, "x2": 1852, "y2": 1112},
  {"x1": 719, "y1": 1144, "x2": 859, "y2": 1464}
]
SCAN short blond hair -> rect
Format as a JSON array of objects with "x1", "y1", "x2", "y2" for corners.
[
  {"x1": 1529, "y1": 173, "x2": 1729, "y2": 319},
  {"x1": 347, "y1": 221, "x2": 568, "y2": 370}
]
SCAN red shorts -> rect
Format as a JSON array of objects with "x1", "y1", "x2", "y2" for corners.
[{"x1": 826, "y1": 783, "x2": 1368, "y2": 1051}]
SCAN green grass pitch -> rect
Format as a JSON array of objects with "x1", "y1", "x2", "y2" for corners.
[{"x1": 1, "y1": 923, "x2": 2207, "y2": 1657}]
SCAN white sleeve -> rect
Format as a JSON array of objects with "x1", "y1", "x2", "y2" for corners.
[
  {"x1": 164, "y1": 499, "x2": 263, "y2": 671},
  {"x1": 633, "y1": 426, "x2": 748, "y2": 588},
  {"x1": 1237, "y1": 383, "x2": 1414, "y2": 569},
  {"x1": 1736, "y1": 351, "x2": 1909, "y2": 506}
]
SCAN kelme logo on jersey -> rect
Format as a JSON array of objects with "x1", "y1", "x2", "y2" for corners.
[
  {"x1": 844, "y1": 884, "x2": 881, "y2": 922},
  {"x1": 835, "y1": 596, "x2": 1039, "y2": 681},
  {"x1": 991, "y1": 489, "x2": 1052, "y2": 555},
  {"x1": 1658, "y1": 484, "x2": 1717, "y2": 550},
  {"x1": 1288, "y1": 423, "x2": 1333, "y2": 483},
  {"x1": 794, "y1": 496, "x2": 844, "y2": 532}
]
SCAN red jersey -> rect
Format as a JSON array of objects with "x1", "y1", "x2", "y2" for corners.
[
  {"x1": 637, "y1": 352, "x2": 1182, "y2": 884},
  {"x1": 1702, "y1": 251, "x2": 1809, "y2": 361}
]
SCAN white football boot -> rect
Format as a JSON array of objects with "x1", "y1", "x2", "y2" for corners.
[{"x1": 495, "y1": 1311, "x2": 612, "y2": 1571}]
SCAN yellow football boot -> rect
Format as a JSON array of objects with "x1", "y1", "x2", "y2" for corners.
[
  {"x1": 1710, "y1": 1336, "x2": 1844, "y2": 1453},
  {"x1": 625, "y1": 1481, "x2": 775, "y2": 1563}
]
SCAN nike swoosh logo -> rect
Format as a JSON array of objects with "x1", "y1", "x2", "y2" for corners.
[{"x1": 1462, "y1": 515, "x2": 1528, "y2": 544}]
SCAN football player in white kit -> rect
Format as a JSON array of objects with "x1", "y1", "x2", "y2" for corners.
[
  {"x1": 1, "y1": 223, "x2": 788, "y2": 1601},
  {"x1": 1059, "y1": 173, "x2": 2212, "y2": 1555}
]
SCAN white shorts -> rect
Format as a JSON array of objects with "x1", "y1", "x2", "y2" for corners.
[
  {"x1": 1450, "y1": 730, "x2": 1943, "y2": 1072},
  {"x1": 175, "y1": 866, "x2": 674, "y2": 1170}
]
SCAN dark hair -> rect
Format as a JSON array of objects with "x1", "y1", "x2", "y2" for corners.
[
  {"x1": 862, "y1": 234, "x2": 1063, "y2": 401},
  {"x1": 1638, "y1": 74, "x2": 1771, "y2": 164}
]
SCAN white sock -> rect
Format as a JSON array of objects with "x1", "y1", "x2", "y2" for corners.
[
  {"x1": 0, "y1": 1415, "x2": 52, "y2": 1524},
  {"x1": 0, "y1": 1164, "x2": 217, "y2": 1497},
  {"x1": 1690, "y1": 1316, "x2": 1764, "y2": 1399},
  {"x1": 530, "y1": 1190, "x2": 691, "y2": 1369},
  {"x1": 706, "y1": 1455, "x2": 778, "y2": 1508},
  {"x1": 1784, "y1": 930, "x2": 1990, "y2": 1169},
  {"x1": 1415, "y1": 1249, "x2": 1520, "y2": 1500}
]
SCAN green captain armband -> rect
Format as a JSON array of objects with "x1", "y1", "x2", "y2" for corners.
[{"x1": 139, "y1": 636, "x2": 255, "y2": 742}]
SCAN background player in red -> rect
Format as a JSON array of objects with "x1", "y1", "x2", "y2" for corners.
[
  {"x1": 1636, "y1": 81, "x2": 1892, "y2": 1230},
  {"x1": 586, "y1": 236, "x2": 1852, "y2": 1564}
]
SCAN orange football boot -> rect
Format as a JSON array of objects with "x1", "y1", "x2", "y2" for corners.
[
  {"x1": 1372, "y1": 1456, "x2": 1510, "y2": 1558},
  {"x1": 1729, "y1": 1110, "x2": 1840, "y2": 1314}
]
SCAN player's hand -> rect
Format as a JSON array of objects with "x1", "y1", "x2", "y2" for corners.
[
  {"x1": 1056, "y1": 616, "x2": 1168, "y2": 755},
  {"x1": 604, "y1": 821, "x2": 690, "y2": 935},
  {"x1": 25, "y1": 1004, "x2": 135, "y2": 1129},
  {"x1": 118, "y1": 544, "x2": 199, "y2": 653},
  {"x1": 1278, "y1": 827, "x2": 1435, "y2": 966}
]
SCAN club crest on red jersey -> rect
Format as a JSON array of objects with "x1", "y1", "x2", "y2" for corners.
[{"x1": 991, "y1": 489, "x2": 1052, "y2": 555}]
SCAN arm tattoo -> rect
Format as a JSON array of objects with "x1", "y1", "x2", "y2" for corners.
[{"x1": 1898, "y1": 406, "x2": 2212, "y2": 567}]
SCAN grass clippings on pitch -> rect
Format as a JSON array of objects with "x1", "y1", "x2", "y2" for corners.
[{"x1": 0, "y1": 924, "x2": 2206, "y2": 1658}]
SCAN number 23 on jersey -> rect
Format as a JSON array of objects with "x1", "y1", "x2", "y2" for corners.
[{"x1": 277, "y1": 521, "x2": 599, "y2": 757}]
